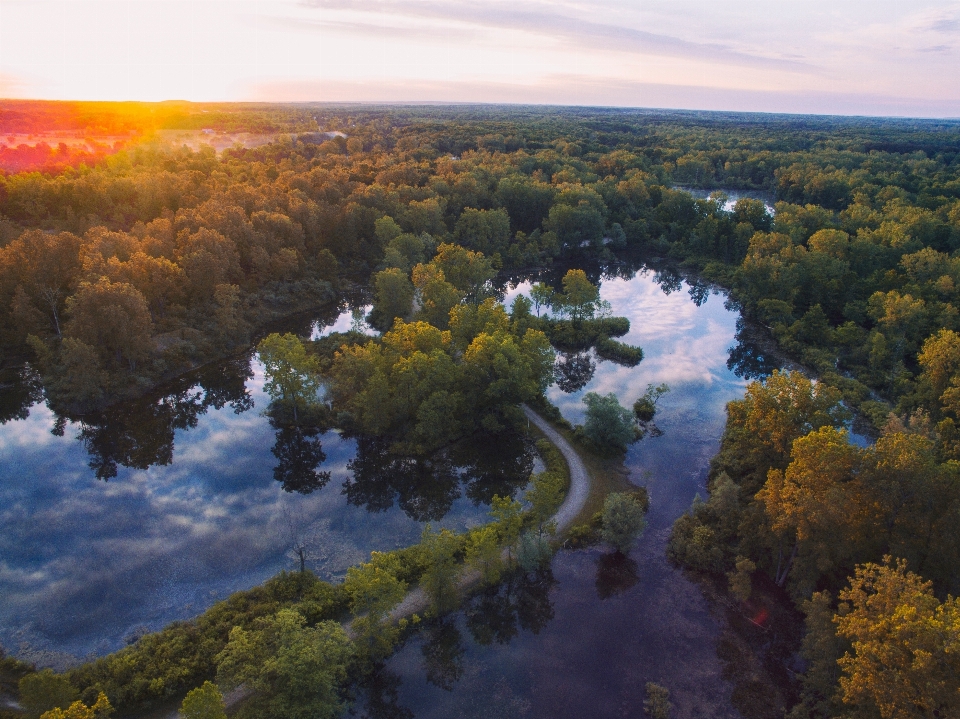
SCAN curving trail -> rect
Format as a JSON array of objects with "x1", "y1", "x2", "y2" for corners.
[{"x1": 522, "y1": 405, "x2": 590, "y2": 534}]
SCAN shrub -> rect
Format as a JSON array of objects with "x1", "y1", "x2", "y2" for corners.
[{"x1": 594, "y1": 336, "x2": 643, "y2": 366}]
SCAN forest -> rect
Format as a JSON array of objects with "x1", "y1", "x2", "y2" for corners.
[{"x1": 2, "y1": 101, "x2": 960, "y2": 718}]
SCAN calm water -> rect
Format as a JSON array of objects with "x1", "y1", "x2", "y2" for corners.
[
  {"x1": 0, "y1": 316, "x2": 536, "y2": 664},
  {"x1": 363, "y1": 266, "x2": 772, "y2": 719}
]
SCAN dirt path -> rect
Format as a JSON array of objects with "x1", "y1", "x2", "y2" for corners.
[{"x1": 521, "y1": 405, "x2": 590, "y2": 533}]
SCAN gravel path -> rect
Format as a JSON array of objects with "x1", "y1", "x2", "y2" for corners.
[{"x1": 522, "y1": 405, "x2": 590, "y2": 533}]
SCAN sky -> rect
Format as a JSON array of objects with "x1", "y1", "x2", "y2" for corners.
[{"x1": 1, "y1": 0, "x2": 960, "y2": 117}]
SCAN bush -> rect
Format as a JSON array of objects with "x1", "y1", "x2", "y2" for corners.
[
  {"x1": 600, "y1": 493, "x2": 648, "y2": 553},
  {"x1": 595, "y1": 336, "x2": 643, "y2": 366},
  {"x1": 581, "y1": 392, "x2": 637, "y2": 452}
]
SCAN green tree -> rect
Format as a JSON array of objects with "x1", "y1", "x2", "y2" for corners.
[
  {"x1": 429, "y1": 243, "x2": 496, "y2": 302},
  {"x1": 19, "y1": 669, "x2": 79, "y2": 719},
  {"x1": 525, "y1": 468, "x2": 565, "y2": 537},
  {"x1": 216, "y1": 609, "x2": 352, "y2": 719},
  {"x1": 369, "y1": 267, "x2": 414, "y2": 330},
  {"x1": 64, "y1": 277, "x2": 152, "y2": 370},
  {"x1": 179, "y1": 681, "x2": 226, "y2": 719},
  {"x1": 643, "y1": 683, "x2": 671, "y2": 719},
  {"x1": 465, "y1": 524, "x2": 502, "y2": 585},
  {"x1": 529, "y1": 282, "x2": 553, "y2": 318},
  {"x1": 517, "y1": 530, "x2": 553, "y2": 572},
  {"x1": 600, "y1": 492, "x2": 648, "y2": 553},
  {"x1": 257, "y1": 333, "x2": 322, "y2": 424},
  {"x1": 420, "y1": 525, "x2": 461, "y2": 615},
  {"x1": 345, "y1": 551, "x2": 407, "y2": 662},
  {"x1": 727, "y1": 556, "x2": 756, "y2": 602},
  {"x1": 490, "y1": 494, "x2": 523, "y2": 562},
  {"x1": 581, "y1": 392, "x2": 637, "y2": 452},
  {"x1": 453, "y1": 208, "x2": 511, "y2": 258},
  {"x1": 559, "y1": 269, "x2": 600, "y2": 324}
]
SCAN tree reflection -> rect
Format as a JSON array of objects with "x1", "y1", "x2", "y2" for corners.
[
  {"x1": 0, "y1": 365, "x2": 43, "y2": 424},
  {"x1": 70, "y1": 355, "x2": 254, "y2": 479},
  {"x1": 270, "y1": 421, "x2": 331, "y2": 494},
  {"x1": 357, "y1": 668, "x2": 414, "y2": 719},
  {"x1": 343, "y1": 432, "x2": 534, "y2": 522},
  {"x1": 421, "y1": 619, "x2": 465, "y2": 691},
  {"x1": 595, "y1": 551, "x2": 640, "y2": 600},
  {"x1": 465, "y1": 568, "x2": 556, "y2": 645},
  {"x1": 554, "y1": 351, "x2": 595, "y2": 393},
  {"x1": 687, "y1": 278, "x2": 711, "y2": 307},
  {"x1": 652, "y1": 266, "x2": 684, "y2": 295},
  {"x1": 343, "y1": 436, "x2": 461, "y2": 521},
  {"x1": 726, "y1": 317, "x2": 780, "y2": 380}
]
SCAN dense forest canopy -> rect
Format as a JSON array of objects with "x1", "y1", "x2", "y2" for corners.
[{"x1": 3, "y1": 101, "x2": 960, "y2": 718}]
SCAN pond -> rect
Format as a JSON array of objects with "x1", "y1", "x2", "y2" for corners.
[
  {"x1": 359, "y1": 263, "x2": 778, "y2": 718},
  {"x1": 0, "y1": 319, "x2": 538, "y2": 665}
]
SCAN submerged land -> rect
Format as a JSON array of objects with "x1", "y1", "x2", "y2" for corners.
[{"x1": 0, "y1": 102, "x2": 959, "y2": 718}]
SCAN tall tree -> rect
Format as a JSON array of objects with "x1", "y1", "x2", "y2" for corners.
[{"x1": 257, "y1": 333, "x2": 322, "y2": 424}]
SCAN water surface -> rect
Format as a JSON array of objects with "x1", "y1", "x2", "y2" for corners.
[{"x1": 367, "y1": 266, "x2": 765, "y2": 718}]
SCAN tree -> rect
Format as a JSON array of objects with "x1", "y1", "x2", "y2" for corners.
[
  {"x1": 465, "y1": 524, "x2": 502, "y2": 585},
  {"x1": 19, "y1": 669, "x2": 79, "y2": 719},
  {"x1": 643, "y1": 683, "x2": 671, "y2": 719},
  {"x1": 529, "y1": 282, "x2": 553, "y2": 317},
  {"x1": 581, "y1": 392, "x2": 637, "y2": 452},
  {"x1": 559, "y1": 269, "x2": 600, "y2": 324},
  {"x1": 345, "y1": 552, "x2": 407, "y2": 662},
  {"x1": 600, "y1": 492, "x2": 648, "y2": 553},
  {"x1": 38, "y1": 693, "x2": 112, "y2": 719},
  {"x1": 369, "y1": 268, "x2": 414, "y2": 330},
  {"x1": 525, "y1": 468, "x2": 565, "y2": 537},
  {"x1": 419, "y1": 525, "x2": 461, "y2": 615},
  {"x1": 64, "y1": 277, "x2": 152, "y2": 370},
  {"x1": 727, "y1": 556, "x2": 756, "y2": 602},
  {"x1": 429, "y1": 243, "x2": 496, "y2": 302},
  {"x1": 216, "y1": 609, "x2": 352, "y2": 719},
  {"x1": 257, "y1": 333, "x2": 322, "y2": 424},
  {"x1": 490, "y1": 494, "x2": 523, "y2": 562},
  {"x1": 835, "y1": 557, "x2": 960, "y2": 719},
  {"x1": 453, "y1": 207, "x2": 511, "y2": 258},
  {"x1": 179, "y1": 681, "x2": 226, "y2": 719},
  {"x1": 411, "y1": 263, "x2": 462, "y2": 330},
  {"x1": 756, "y1": 426, "x2": 867, "y2": 592},
  {"x1": 517, "y1": 530, "x2": 553, "y2": 572}
]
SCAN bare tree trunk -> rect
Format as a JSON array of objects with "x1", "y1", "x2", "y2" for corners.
[{"x1": 776, "y1": 542, "x2": 798, "y2": 587}]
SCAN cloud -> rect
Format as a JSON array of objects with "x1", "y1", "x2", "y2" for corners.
[{"x1": 293, "y1": 0, "x2": 813, "y2": 72}]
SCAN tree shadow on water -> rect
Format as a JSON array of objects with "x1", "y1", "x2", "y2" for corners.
[
  {"x1": 343, "y1": 432, "x2": 535, "y2": 522},
  {"x1": 270, "y1": 421, "x2": 331, "y2": 494},
  {"x1": 595, "y1": 551, "x2": 640, "y2": 600},
  {"x1": 421, "y1": 619, "x2": 465, "y2": 692},
  {"x1": 554, "y1": 351, "x2": 595, "y2": 393}
]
